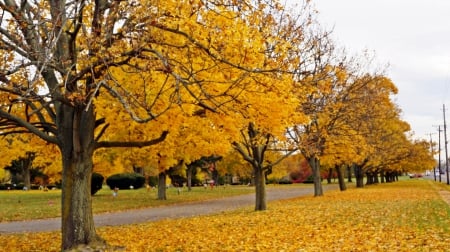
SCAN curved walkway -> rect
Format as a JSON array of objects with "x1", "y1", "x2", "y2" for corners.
[{"x1": 0, "y1": 185, "x2": 338, "y2": 234}]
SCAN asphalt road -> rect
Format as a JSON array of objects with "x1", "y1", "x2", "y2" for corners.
[{"x1": 0, "y1": 184, "x2": 338, "y2": 234}]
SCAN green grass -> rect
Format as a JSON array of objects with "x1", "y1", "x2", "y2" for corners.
[
  {"x1": 0, "y1": 184, "x2": 311, "y2": 222},
  {"x1": 0, "y1": 185, "x2": 253, "y2": 222},
  {"x1": 91, "y1": 185, "x2": 256, "y2": 214}
]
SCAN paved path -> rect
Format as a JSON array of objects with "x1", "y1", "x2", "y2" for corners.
[{"x1": 0, "y1": 185, "x2": 337, "y2": 234}]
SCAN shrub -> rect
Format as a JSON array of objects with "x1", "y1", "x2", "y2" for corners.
[
  {"x1": 147, "y1": 176, "x2": 158, "y2": 187},
  {"x1": 106, "y1": 173, "x2": 145, "y2": 190},
  {"x1": 91, "y1": 172, "x2": 104, "y2": 195}
]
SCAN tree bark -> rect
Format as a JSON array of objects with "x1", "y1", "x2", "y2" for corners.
[
  {"x1": 157, "y1": 171, "x2": 167, "y2": 200},
  {"x1": 327, "y1": 168, "x2": 333, "y2": 184},
  {"x1": 254, "y1": 166, "x2": 267, "y2": 211},
  {"x1": 22, "y1": 152, "x2": 34, "y2": 189},
  {"x1": 186, "y1": 165, "x2": 193, "y2": 191},
  {"x1": 374, "y1": 172, "x2": 379, "y2": 184},
  {"x1": 347, "y1": 165, "x2": 352, "y2": 182},
  {"x1": 366, "y1": 172, "x2": 373, "y2": 185},
  {"x1": 336, "y1": 165, "x2": 346, "y2": 191},
  {"x1": 354, "y1": 164, "x2": 364, "y2": 188},
  {"x1": 308, "y1": 157, "x2": 323, "y2": 196},
  {"x1": 59, "y1": 105, "x2": 103, "y2": 250},
  {"x1": 380, "y1": 171, "x2": 386, "y2": 183}
]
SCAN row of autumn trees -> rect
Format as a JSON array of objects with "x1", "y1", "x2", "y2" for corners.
[{"x1": 0, "y1": 0, "x2": 434, "y2": 250}]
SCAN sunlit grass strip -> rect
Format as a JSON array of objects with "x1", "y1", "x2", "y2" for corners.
[{"x1": 1, "y1": 180, "x2": 449, "y2": 251}]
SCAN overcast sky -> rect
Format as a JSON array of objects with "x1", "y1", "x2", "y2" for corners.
[{"x1": 295, "y1": 0, "x2": 450, "y2": 141}]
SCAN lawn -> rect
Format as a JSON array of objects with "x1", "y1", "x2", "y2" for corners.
[
  {"x1": 0, "y1": 184, "x2": 262, "y2": 222},
  {"x1": 0, "y1": 179, "x2": 449, "y2": 251}
]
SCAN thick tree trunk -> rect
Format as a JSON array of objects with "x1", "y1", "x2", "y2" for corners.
[
  {"x1": 336, "y1": 165, "x2": 346, "y2": 191},
  {"x1": 61, "y1": 156, "x2": 100, "y2": 250},
  {"x1": 157, "y1": 172, "x2": 167, "y2": 200},
  {"x1": 59, "y1": 105, "x2": 102, "y2": 250},
  {"x1": 308, "y1": 157, "x2": 323, "y2": 196},
  {"x1": 254, "y1": 166, "x2": 267, "y2": 211}
]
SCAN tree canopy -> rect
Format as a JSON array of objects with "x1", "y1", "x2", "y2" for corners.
[{"x1": 0, "y1": 0, "x2": 434, "y2": 250}]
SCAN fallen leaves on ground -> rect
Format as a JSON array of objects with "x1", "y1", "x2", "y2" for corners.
[{"x1": 1, "y1": 180, "x2": 449, "y2": 251}]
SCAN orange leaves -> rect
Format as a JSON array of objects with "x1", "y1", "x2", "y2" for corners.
[
  {"x1": 103, "y1": 182, "x2": 448, "y2": 251},
  {"x1": 0, "y1": 232, "x2": 61, "y2": 252},
  {"x1": 1, "y1": 180, "x2": 449, "y2": 251}
]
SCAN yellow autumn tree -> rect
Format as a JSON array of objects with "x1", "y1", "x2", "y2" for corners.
[
  {"x1": 228, "y1": 0, "x2": 331, "y2": 211},
  {"x1": 397, "y1": 138, "x2": 435, "y2": 175},
  {"x1": 0, "y1": 133, "x2": 61, "y2": 186},
  {"x1": 0, "y1": 0, "x2": 314, "y2": 249},
  {"x1": 344, "y1": 75, "x2": 413, "y2": 187},
  {"x1": 289, "y1": 62, "x2": 367, "y2": 196}
]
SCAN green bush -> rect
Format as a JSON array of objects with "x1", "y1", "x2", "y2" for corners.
[
  {"x1": 147, "y1": 176, "x2": 158, "y2": 187},
  {"x1": 106, "y1": 173, "x2": 145, "y2": 190},
  {"x1": 91, "y1": 172, "x2": 104, "y2": 195}
]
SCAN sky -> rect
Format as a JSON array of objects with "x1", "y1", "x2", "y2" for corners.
[{"x1": 293, "y1": 0, "x2": 450, "y2": 141}]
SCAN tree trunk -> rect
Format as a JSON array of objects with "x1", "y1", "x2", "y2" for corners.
[
  {"x1": 347, "y1": 165, "x2": 352, "y2": 182},
  {"x1": 366, "y1": 172, "x2": 372, "y2": 185},
  {"x1": 186, "y1": 165, "x2": 193, "y2": 191},
  {"x1": 22, "y1": 152, "x2": 33, "y2": 190},
  {"x1": 254, "y1": 166, "x2": 267, "y2": 211},
  {"x1": 212, "y1": 166, "x2": 219, "y2": 186},
  {"x1": 327, "y1": 168, "x2": 333, "y2": 184},
  {"x1": 385, "y1": 172, "x2": 396, "y2": 182},
  {"x1": 336, "y1": 165, "x2": 346, "y2": 191},
  {"x1": 59, "y1": 105, "x2": 102, "y2": 250},
  {"x1": 373, "y1": 172, "x2": 379, "y2": 184},
  {"x1": 308, "y1": 157, "x2": 323, "y2": 196},
  {"x1": 157, "y1": 171, "x2": 167, "y2": 200},
  {"x1": 354, "y1": 164, "x2": 364, "y2": 188}
]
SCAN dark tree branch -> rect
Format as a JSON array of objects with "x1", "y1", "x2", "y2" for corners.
[
  {"x1": 95, "y1": 130, "x2": 168, "y2": 149},
  {"x1": 0, "y1": 109, "x2": 59, "y2": 145}
]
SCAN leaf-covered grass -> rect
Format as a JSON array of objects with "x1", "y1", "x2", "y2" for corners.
[
  {"x1": 1, "y1": 184, "x2": 312, "y2": 222},
  {"x1": 1, "y1": 180, "x2": 449, "y2": 251}
]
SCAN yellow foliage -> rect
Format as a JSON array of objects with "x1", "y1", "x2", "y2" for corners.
[
  {"x1": 0, "y1": 134, "x2": 61, "y2": 183},
  {"x1": 0, "y1": 168, "x2": 11, "y2": 182}
]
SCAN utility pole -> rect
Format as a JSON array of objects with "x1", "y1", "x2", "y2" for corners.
[
  {"x1": 427, "y1": 132, "x2": 436, "y2": 180},
  {"x1": 438, "y1": 125, "x2": 442, "y2": 182},
  {"x1": 433, "y1": 125, "x2": 443, "y2": 182},
  {"x1": 443, "y1": 104, "x2": 449, "y2": 185}
]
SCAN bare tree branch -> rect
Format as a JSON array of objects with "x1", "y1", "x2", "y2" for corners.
[{"x1": 95, "y1": 130, "x2": 169, "y2": 149}]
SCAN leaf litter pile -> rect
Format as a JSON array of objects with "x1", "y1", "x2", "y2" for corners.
[{"x1": 1, "y1": 180, "x2": 449, "y2": 251}]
